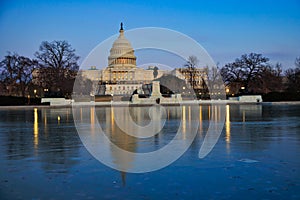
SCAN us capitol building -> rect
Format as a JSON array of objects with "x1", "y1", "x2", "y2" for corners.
[{"x1": 80, "y1": 23, "x2": 207, "y2": 98}]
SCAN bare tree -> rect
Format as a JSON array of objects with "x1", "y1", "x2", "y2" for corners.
[
  {"x1": 0, "y1": 52, "x2": 37, "y2": 96},
  {"x1": 206, "y1": 66, "x2": 225, "y2": 99},
  {"x1": 184, "y1": 55, "x2": 199, "y2": 89},
  {"x1": 285, "y1": 57, "x2": 300, "y2": 93},
  {"x1": 221, "y1": 62, "x2": 244, "y2": 85},
  {"x1": 250, "y1": 63, "x2": 283, "y2": 94},
  {"x1": 295, "y1": 57, "x2": 300, "y2": 68},
  {"x1": 73, "y1": 72, "x2": 94, "y2": 96},
  {"x1": 34, "y1": 40, "x2": 79, "y2": 97},
  {"x1": 221, "y1": 53, "x2": 269, "y2": 94},
  {"x1": 0, "y1": 52, "x2": 17, "y2": 95}
]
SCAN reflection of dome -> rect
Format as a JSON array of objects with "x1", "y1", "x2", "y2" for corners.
[{"x1": 108, "y1": 23, "x2": 136, "y2": 69}]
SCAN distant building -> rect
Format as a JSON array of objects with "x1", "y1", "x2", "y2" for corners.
[
  {"x1": 80, "y1": 23, "x2": 208, "y2": 97},
  {"x1": 172, "y1": 68, "x2": 208, "y2": 90},
  {"x1": 80, "y1": 66, "x2": 102, "y2": 82}
]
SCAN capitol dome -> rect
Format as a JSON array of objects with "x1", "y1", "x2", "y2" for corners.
[{"x1": 108, "y1": 23, "x2": 136, "y2": 69}]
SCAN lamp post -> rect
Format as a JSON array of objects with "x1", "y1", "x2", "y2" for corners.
[
  {"x1": 27, "y1": 94, "x2": 30, "y2": 104},
  {"x1": 43, "y1": 88, "x2": 48, "y2": 98},
  {"x1": 240, "y1": 86, "x2": 246, "y2": 95}
]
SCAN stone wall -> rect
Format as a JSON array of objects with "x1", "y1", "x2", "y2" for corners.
[{"x1": 238, "y1": 95, "x2": 263, "y2": 102}]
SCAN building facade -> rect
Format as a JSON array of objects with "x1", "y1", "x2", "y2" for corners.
[{"x1": 80, "y1": 23, "x2": 208, "y2": 97}]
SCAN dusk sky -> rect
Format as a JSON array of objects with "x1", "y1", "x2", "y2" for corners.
[{"x1": 1, "y1": 0, "x2": 300, "y2": 69}]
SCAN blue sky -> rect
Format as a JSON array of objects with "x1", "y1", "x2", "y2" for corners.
[{"x1": 1, "y1": 0, "x2": 300, "y2": 69}]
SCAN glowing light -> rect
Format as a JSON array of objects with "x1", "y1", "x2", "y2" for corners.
[
  {"x1": 90, "y1": 107, "x2": 95, "y2": 135},
  {"x1": 182, "y1": 106, "x2": 186, "y2": 138},
  {"x1": 225, "y1": 105, "x2": 231, "y2": 153},
  {"x1": 44, "y1": 112, "x2": 47, "y2": 125},
  {"x1": 33, "y1": 108, "x2": 39, "y2": 149},
  {"x1": 199, "y1": 105, "x2": 203, "y2": 137},
  {"x1": 90, "y1": 107, "x2": 95, "y2": 125},
  {"x1": 111, "y1": 107, "x2": 115, "y2": 134},
  {"x1": 199, "y1": 106, "x2": 202, "y2": 121},
  {"x1": 214, "y1": 106, "x2": 218, "y2": 121}
]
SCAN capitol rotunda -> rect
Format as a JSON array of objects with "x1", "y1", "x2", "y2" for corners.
[{"x1": 101, "y1": 23, "x2": 159, "y2": 95}]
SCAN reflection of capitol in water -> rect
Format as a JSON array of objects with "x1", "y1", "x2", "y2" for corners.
[
  {"x1": 2, "y1": 100, "x2": 298, "y2": 199},
  {"x1": 34, "y1": 104, "x2": 263, "y2": 175},
  {"x1": 73, "y1": 105, "x2": 234, "y2": 174}
]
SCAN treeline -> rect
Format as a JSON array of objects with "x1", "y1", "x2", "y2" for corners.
[
  {"x1": 220, "y1": 53, "x2": 300, "y2": 100},
  {"x1": 0, "y1": 40, "x2": 79, "y2": 99},
  {"x1": 1, "y1": 41, "x2": 300, "y2": 102}
]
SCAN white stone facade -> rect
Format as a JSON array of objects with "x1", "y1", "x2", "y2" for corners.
[
  {"x1": 80, "y1": 23, "x2": 208, "y2": 96},
  {"x1": 105, "y1": 84, "x2": 142, "y2": 95}
]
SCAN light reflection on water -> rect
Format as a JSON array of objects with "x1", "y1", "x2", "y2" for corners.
[
  {"x1": 22, "y1": 104, "x2": 300, "y2": 164},
  {"x1": 0, "y1": 104, "x2": 299, "y2": 199},
  {"x1": 225, "y1": 105, "x2": 231, "y2": 152},
  {"x1": 74, "y1": 105, "x2": 201, "y2": 172},
  {"x1": 33, "y1": 108, "x2": 39, "y2": 149}
]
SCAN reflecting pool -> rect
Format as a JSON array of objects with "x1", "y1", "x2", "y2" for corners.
[{"x1": 0, "y1": 104, "x2": 300, "y2": 199}]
